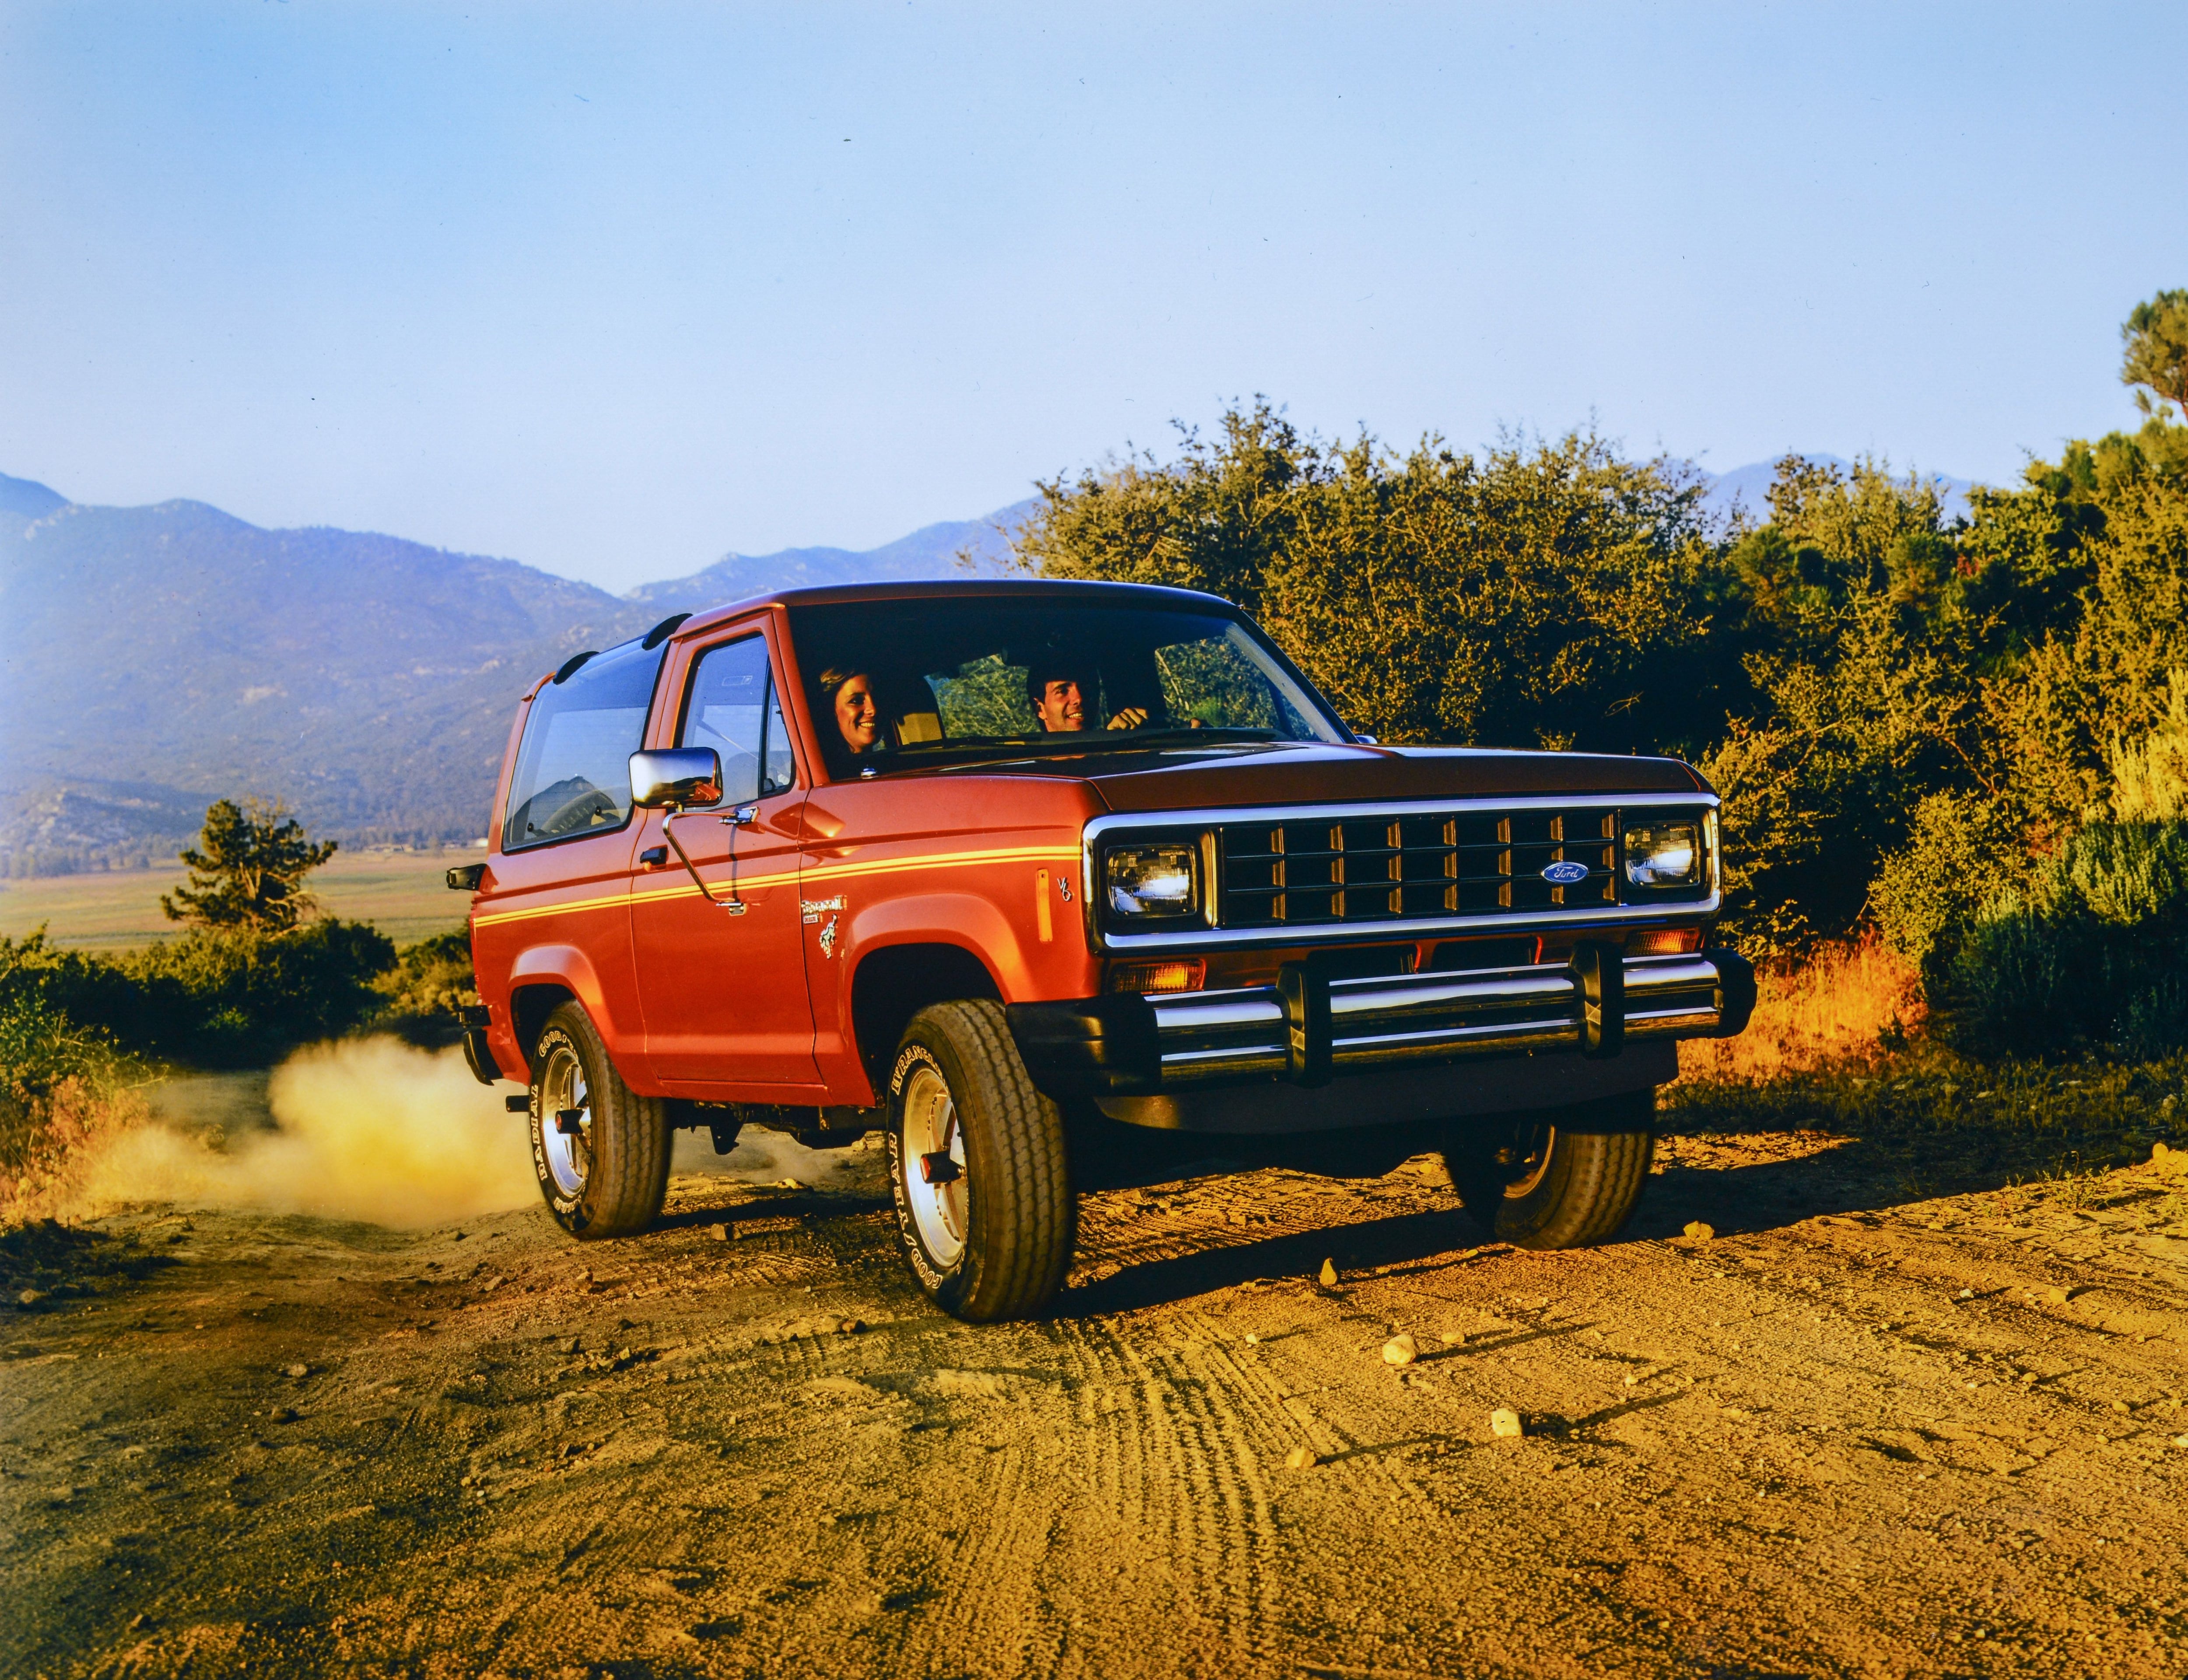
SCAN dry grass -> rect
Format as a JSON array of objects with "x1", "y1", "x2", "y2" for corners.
[
  {"x1": 0, "y1": 1077, "x2": 151, "y2": 1222},
  {"x1": 1676, "y1": 939, "x2": 1922, "y2": 1085}
]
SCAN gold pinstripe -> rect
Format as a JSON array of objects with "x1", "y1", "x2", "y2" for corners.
[{"x1": 471, "y1": 842, "x2": 1082, "y2": 929}]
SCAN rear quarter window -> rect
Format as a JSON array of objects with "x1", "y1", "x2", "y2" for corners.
[{"x1": 501, "y1": 641, "x2": 667, "y2": 852}]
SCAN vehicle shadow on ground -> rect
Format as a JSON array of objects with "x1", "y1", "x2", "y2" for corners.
[
  {"x1": 1065, "y1": 1131, "x2": 2061, "y2": 1315},
  {"x1": 650, "y1": 1192, "x2": 893, "y2": 1235},
  {"x1": 1062, "y1": 1208, "x2": 1478, "y2": 1315},
  {"x1": 1628, "y1": 1130, "x2": 2034, "y2": 1242}
]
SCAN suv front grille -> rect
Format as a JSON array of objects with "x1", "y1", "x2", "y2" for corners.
[{"x1": 1217, "y1": 808, "x2": 1618, "y2": 928}]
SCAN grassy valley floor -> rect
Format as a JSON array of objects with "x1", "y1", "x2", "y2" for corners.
[{"x1": 0, "y1": 849, "x2": 474, "y2": 951}]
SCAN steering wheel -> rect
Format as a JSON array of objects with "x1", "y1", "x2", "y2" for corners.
[{"x1": 534, "y1": 785, "x2": 620, "y2": 838}]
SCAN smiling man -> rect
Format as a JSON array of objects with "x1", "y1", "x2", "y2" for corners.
[{"x1": 1027, "y1": 659, "x2": 1145, "y2": 733}]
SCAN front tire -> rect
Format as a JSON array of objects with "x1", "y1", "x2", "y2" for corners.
[
  {"x1": 885, "y1": 1000, "x2": 1075, "y2": 1322},
  {"x1": 1446, "y1": 1087, "x2": 1655, "y2": 1249},
  {"x1": 529, "y1": 1000, "x2": 671, "y2": 1238}
]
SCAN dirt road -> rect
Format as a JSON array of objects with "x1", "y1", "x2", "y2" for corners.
[{"x1": 5, "y1": 1122, "x2": 2187, "y2": 1679}]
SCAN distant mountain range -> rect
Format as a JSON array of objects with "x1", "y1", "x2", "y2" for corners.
[
  {"x1": 1695, "y1": 456, "x2": 1974, "y2": 527},
  {"x1": 0, "y1": 455, "x2": 1966, "y2": 873},
  {"x1": 0, "y1": 480, "x2": 1031, "y2": 870}
]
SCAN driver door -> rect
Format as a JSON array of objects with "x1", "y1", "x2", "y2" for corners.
[{"x1": 630, "y1": 629, "x2": 819, "y2": 1090}]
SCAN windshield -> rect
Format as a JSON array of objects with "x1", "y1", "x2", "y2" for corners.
[
  {"x1": 501, "y1": 638, "x2": 667, "y2": 851},
  {"x1": 785, "y1": 596, "x2": 1345, "y2": 778}
]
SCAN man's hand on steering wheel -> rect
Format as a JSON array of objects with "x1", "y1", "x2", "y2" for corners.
[{"x1": 1105, "y1": 707, "x2": 1149, "y2": 730}]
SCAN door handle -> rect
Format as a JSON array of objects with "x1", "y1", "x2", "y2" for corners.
[
  {"x1": 722, "y1": 804, "x2": 759, "y2": 827},
  {"x1": 640, "y1": 846, "x2": 668, "y2": 867}
]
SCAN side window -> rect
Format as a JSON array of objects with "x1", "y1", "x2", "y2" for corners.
[
  {"x1": 680, "y1": 635, "x2": 797, "y2": 806},
  {"x1": 502, "y1": 640, "x2": 666, "y2": 851}
]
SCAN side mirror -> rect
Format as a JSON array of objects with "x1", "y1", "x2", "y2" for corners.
[
  {"x1": 630, "y1": 747, "x2": 723, "y2": 810},
  {"x1": 445, "y1": 863, "x2": 486, "y2": 892}
]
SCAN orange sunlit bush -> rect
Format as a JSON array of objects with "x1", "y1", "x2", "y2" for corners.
[
  {"x1": 1676, "y1": 939, "x2": 1922, "y2": 1085},
  {"x1": 1, "y1": 1077, "x2": 151, "y2": 1220}
]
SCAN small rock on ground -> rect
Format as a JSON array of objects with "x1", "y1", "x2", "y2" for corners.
[
  {"x1": 1490, "y1": 1408, "x2": 1525, "y2": 1439},
  {"x1": 1318, "y1": 1259, "x2": 1339, "y2": 1287},
  {"x1": 1284, "y1": 1445, "x2": 1319, "y2": 1469},
  {"x1": 1382, "y1": 1334, "x2": 1419, "y2": 1365},
  {"x1": 1683, "y1": 1221, "x2": 1715, "y2": 1242}
]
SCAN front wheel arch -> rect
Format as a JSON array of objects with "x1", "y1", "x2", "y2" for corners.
[{"x1": 851, "y1": 943, "x2": 1002, "y2": 1097}]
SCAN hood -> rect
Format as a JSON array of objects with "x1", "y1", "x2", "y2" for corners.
[{"x1": 923, "y1": 740, "x2": 1709, "y2": 810}]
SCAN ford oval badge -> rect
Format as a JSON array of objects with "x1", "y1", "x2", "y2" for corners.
[{"x1": 1540, "y1": 860, "x2": 1591, "y2": 885}]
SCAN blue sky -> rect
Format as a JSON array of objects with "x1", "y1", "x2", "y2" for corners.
[{"x1": 2, "y1": 2, "x2": 2181, "y2": 592}]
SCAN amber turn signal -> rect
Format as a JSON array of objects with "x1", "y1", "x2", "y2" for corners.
[
  {"x1": 1627, "y1": 928, "x2": 1702, "y2": 956},
  {"x1": 1107, "y1": 959, "x2": 1207, "y2": 995}
]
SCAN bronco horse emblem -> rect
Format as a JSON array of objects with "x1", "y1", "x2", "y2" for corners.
[{"x1": 802, "y1": 895, "x2": 846, "y2": 959}]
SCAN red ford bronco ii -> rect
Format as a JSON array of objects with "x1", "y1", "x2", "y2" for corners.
[{"x1": 453, "y1": 580, "x2": 1753, "y2": 1321}]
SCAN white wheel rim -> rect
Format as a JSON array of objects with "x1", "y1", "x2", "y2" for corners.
[
  {"x1": 539, "y1": 1044, "x2": 592, "y2": 1198},
  {"x1": 900, "y1": 1063, "x2": 968, "y2": 1268}
]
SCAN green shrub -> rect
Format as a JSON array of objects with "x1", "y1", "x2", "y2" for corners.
[
  {"x1": 0, "y1": 982, "x2": 113, "y2": 1105},
  {"x1": 370, "y1": 928, "x2": 476, "y2": 1046},
  {"x1": 0, "y1": 955, "x2": 141, "y2": 1204},
  {"x1": 6, "y1": 920, "x2": 397, "y2": 1069},
  {"x1": 1869, "y1": 793, "x2": 2025, "y2": 969},
  {"x1": 1932, "y1": 821, "x2": 2188, "y2": 1058}
]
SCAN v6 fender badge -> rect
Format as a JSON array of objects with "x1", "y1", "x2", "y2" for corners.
[{"x1": 1540, "y1": 860, "x2": 1591, "y2": 885}]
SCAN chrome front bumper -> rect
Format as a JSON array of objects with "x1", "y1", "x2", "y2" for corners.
[
  {"x1": 1007, "y1": 948, "x2": 1754, "y2": 1102},
  {"x1": 1149, "y1": 953, "x2": 1739, "y2": 1085}
]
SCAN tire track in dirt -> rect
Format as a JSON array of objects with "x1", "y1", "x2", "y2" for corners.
[{"x1": 1045, "y1": 1312, "x2": 1286, "y2": 1675}]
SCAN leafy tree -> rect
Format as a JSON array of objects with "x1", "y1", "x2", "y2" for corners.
[
  {"x1": 1017, "y1": 406, "x2": 1730, "y2": 755},
  {"x1": 1016, "y1": 398, "x2": 1313, "y2": 617},
  {"x1": 1018, "y1": 353, "x2": 2188, "y2": 996},
  {"x1": 161, "y1": 799, "x2": 338, "y2": 931},
  {"x1": 2122, "y1": 289, "x2": 2188, "y2": 420}
]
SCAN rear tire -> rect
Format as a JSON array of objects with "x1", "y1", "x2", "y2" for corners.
[
  {"x1": 1446, "y1": 1087, "x2": 1655, "y2": 1249},
  {"x1": 529, "y1": 1000, "x2": 671, "y2": 1238},
  {"x1": 885, "y1": 1000, "x2": 1075, "y2": 1322}
]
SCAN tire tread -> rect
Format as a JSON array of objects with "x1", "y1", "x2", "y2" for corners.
[
  {"x1": 1447, "y1": 1088, "x2": 1655, "y2": 1250},
  {"x1": 903, "y1": 999, "x2": 1074, "y2": 1320},
  {"x1": 538, "y1": 1001, "x2": 670, "y2": 1239}
]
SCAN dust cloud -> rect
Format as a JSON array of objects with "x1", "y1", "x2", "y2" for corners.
[
  {"x1": 671, "y1": 1124, "x2": 864, "y2": 1188},
  {"x1": 77, "y1": 1036, "x2": 870, "y2": 1229},
  {"x1": 79, "y1": 1037, "x2": 535, "y2": 1228}
]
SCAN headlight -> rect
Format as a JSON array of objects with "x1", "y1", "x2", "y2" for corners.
[
  {"x1": 1624, "y1": 821, "x2": 1701, "y2": 889},
  {"x1": 1105, "y1": 842, "x2": 1199, "y2": 919}
]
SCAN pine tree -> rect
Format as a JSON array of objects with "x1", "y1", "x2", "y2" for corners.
[{"x1": 160, "y1": 800, "x2": 338, "y2": 932}]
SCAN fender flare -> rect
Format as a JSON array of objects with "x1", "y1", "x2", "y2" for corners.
[
  {"x1": 836, "y1": 893, "x2": 1024, "y2": 1007},
  {"x1": 506, "y1": 943, "x2": 637, "y2": 1069}
]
